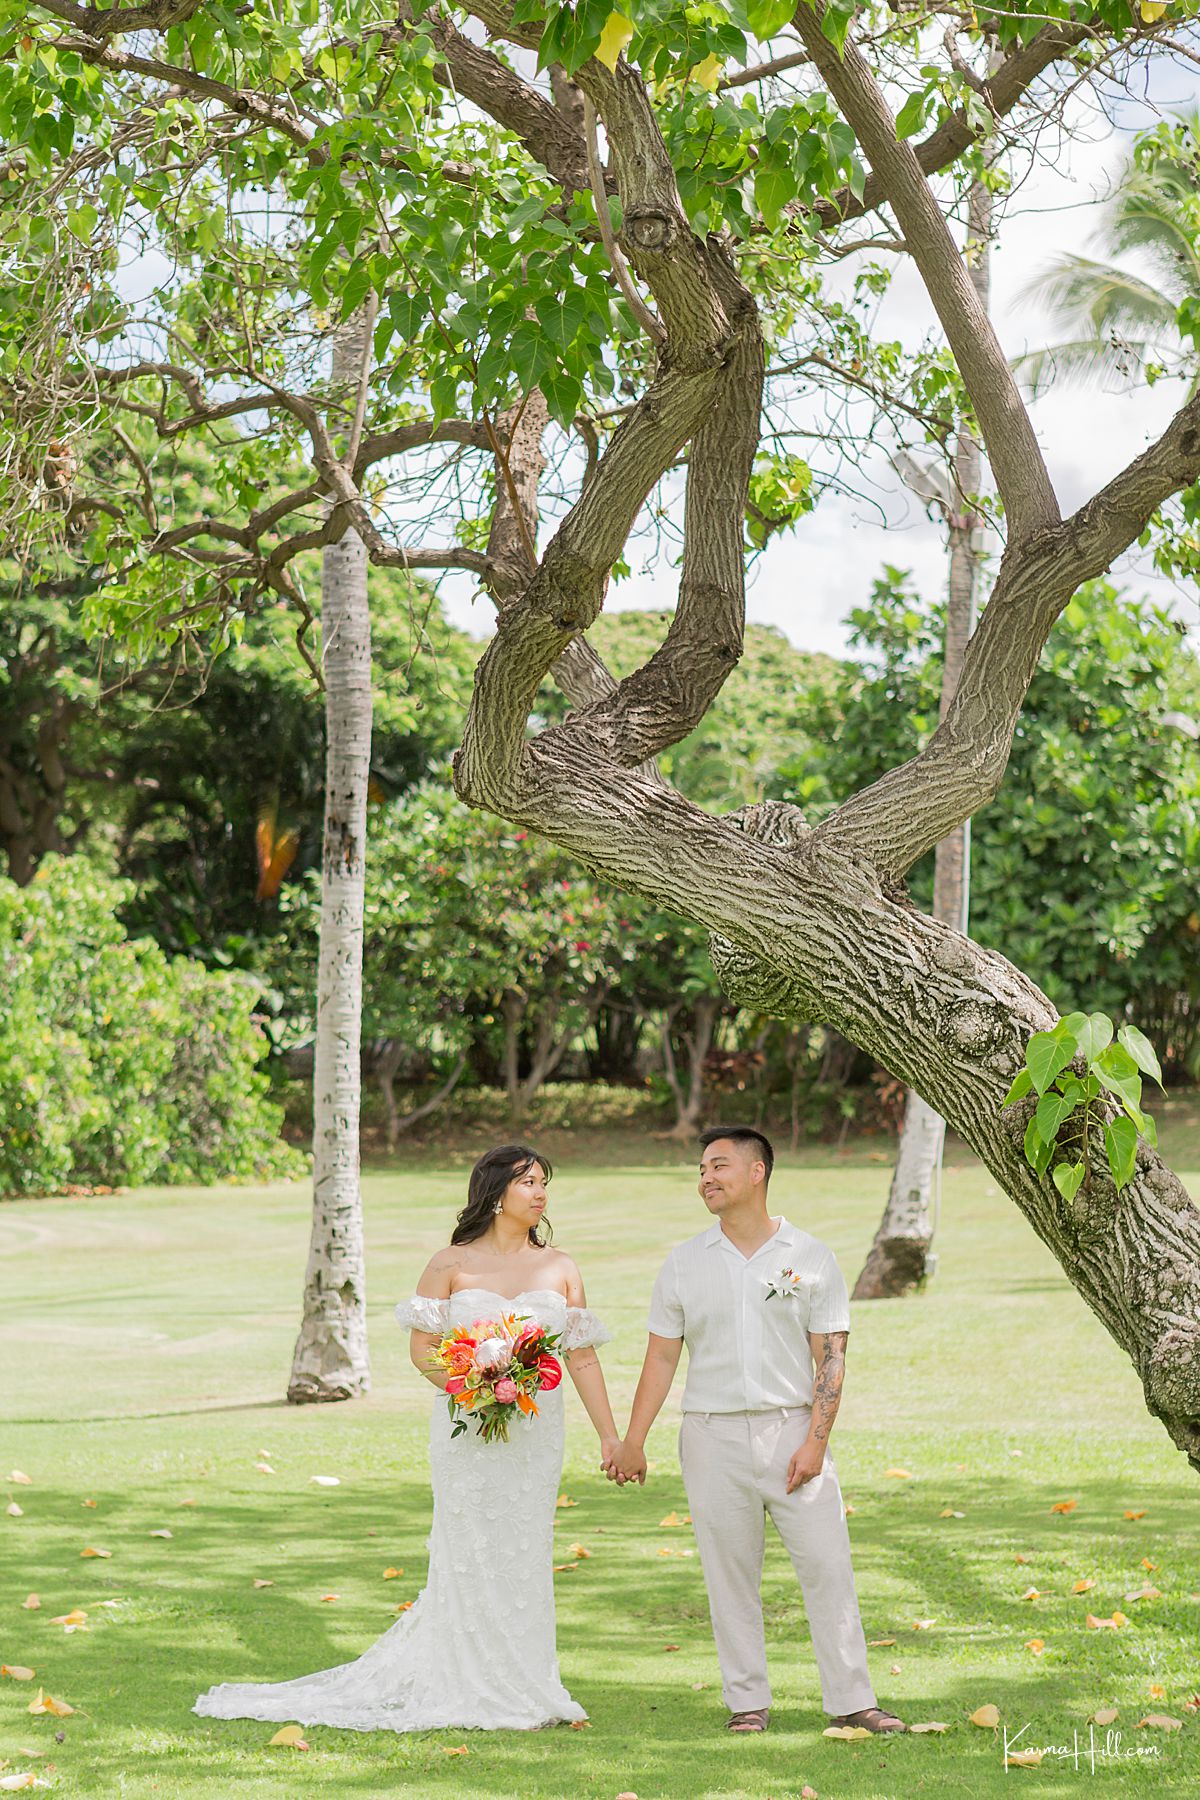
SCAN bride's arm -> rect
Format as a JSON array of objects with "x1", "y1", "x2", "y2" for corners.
[
  {"x1": 561, "y1": 1260, "x2": 620, "y2": 1464},
  {"x1": 408, "y1": 1252, "x2": 454, "y2": 1391}
]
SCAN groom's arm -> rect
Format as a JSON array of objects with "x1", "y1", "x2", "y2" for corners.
[
  {"x1": 786, "y1": 1330, "x2": 849, "y2": 1492},
  {"x1": 607, "y1": 1334, "x2": 683, "y2": 1484}
]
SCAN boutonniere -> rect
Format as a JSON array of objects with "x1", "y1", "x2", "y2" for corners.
[{"x1": 765, "y1": 1266, "x2": 816, "y2": 1302}]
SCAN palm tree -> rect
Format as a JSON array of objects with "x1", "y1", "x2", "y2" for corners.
[{"x1": 1016, "y1": 111, "x2": 1200, "y2": 394}]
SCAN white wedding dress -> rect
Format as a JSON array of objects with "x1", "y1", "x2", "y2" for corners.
[{"x1": 194, "y1": 1289, "x2": 610, "y2": 1733}]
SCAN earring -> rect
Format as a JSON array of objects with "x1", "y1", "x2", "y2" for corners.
[{"x1": 493, "y1": 1200, "x2": 504, "y2": 1216}]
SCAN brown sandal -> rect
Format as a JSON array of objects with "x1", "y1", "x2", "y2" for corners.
[
  {"x1": 828, "y1": 1706, "x2": 906, "y2": 1733},
  {"x1": 727, "y1": 1707, "x2": 770, "y2": 1732}
]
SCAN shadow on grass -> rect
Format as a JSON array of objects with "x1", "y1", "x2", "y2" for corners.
[{"x1": 3, "y1": 1472, "x2": 1197, "y2": 1797}]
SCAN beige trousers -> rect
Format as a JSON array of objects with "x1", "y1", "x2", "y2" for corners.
[{"x1": 679, "y1": 1407, "x2": 876, "y2": 1716}]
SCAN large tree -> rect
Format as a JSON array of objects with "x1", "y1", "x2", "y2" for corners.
[{"x1": 3, "y1": 0, "x2": 1200, "y2": 1465}]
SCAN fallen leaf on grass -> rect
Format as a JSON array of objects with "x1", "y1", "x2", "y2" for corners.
[
  {"x1": 6, "y1": 1505, "x2": 23, "y2": 1519},
  {"x1": 97, "y1": 1600, "x2": 123, "y2": 1610},
  {"x1": 569, "y1": 1720, "x2": 589, "y2": 1729},
  {"x1": 844, "y1": 1502, "x2": 857, "y2": 1516},
  {"x1": 1072, "y1": 1579, "x2": 1095, "y2": 1594},
  {"x1": 801, "y1": 1788, "x2": 818, "y2": 1799},
  {"x1": 661, "y1": 1645, "x2": 680, "y2": 1653},
  {"x1": 823, "y1": 1725, "x2": 872, "y2": 1739},
  {"x1": 1013, "y1": 1553, "x2": 1032, "y2": 1565},
  {"x1": 1148, "y1": 1684, "x2": 1166, "y2": 1700},
  {"x1": 441, "y1": 1746, "x2": 469, "y2": 1755},
  {"x1": 1136, "y1": 1714, "x2": 1182, "y2": 1731},
  {"x1": 659, "y1": 1512, "x2": 683, "y2": 1528},
  {"x1": 1, "y1": 1668, "x2": 35, "y2": 1682},
  {"x1": 655, "y1": 1547, "x2": 693, "y2": 1559},
  {"x1": 1125, "y1": 1586, "x2": 1162, "y2": 1602},
  {"x1": 50, "y1": 1611, "x2": 87, "y2": 1627},
  {"x1": 80, "y1": 1500, "x2": 96, "y2": 1510},
  {"x1": 26, "y1": 1691, "x2": 72, "y2": 1717},
  {"x1": 79, "y1": 1548, "x2": 110, "y2": 1559},
  {"x1": 1050, "y1": 1499, "x2": 1078, "y2": 1515},
  {"x1": 252, "y1": 1580, "x2": 274, "y2": 1589},
  {"x1": 1007, "y1": 1750, "x2": 1044, "y2": 1767},
  {"x1": 1182, "y1": 1695, "x2": 1200, "y2": 1713},
  {"x1": 268, "y1": 1725, "x2": 308, "y2": 1749},
  {"x1": 1025, "y1": 1640, "x2": 1045, "y2": 1655},
  {"x1": 318, "y1": 1594, "x2": 339, "y2": 1603},
  {"x1": 939, "y1": 1509, "x2": 965, "y2": 1519},
  {"x1": 20, "y1": 1597, "x2": 39, "y2": 1612},
  {"x1": 1085, "y1": 1612, "x2": 1127, "y2": 1630},
  {"x1": 884, "y1": 1468, "x2": 912, "y2": 1480},
  {"x1": 867, "y1": 1638, "x2": 897, "y2": 1647},
  {"x1": 911, "y1": 1619, "x2": 936, "y2": 1631},
  {"x1": 0, "y1": 1775, "x2": 47, "y2": 1791},
  {"x1": 554, "y1": 1563, "x2": 579, "y2": 1573},
  {"x1": 555, "y1": 1496, "x2": 577, "y2": 1509},
  {"x1": 254, "y1": 1463, "x2": 275, "y2": 1476},
  {"x1": 393, "y1": 1602, "x2": 414, "y2": 1613},
  {"x1": 382, "y1": 1568, "x2": 403, "y2": 1580},
  {"x1": 177, "y1": 1498, "x2": 197, "y2": 1507},
  {"x1": 1091, "y1": 1708, "x2": 1119, "y2": 1726},
  {"x1": 148, "y1": 1530, "x2": 173, "y2": 1540},
  {"x1": 6, "y1": 1474, "x2": 31, "y2": 1487},
  {"x1": 890, "y1": 1663, "x2": 902, "y2": 1675},
  {"x1": 690, "y1": 1682, "x2": 708, "y2": 1690},
  {"x1": 568, "y1": 1544, "x2": 592, "y2": 1559},
  {"x1": 1020, "y1": 1588, "x2": 1041, "y2": 1601},
  {"x1": 1123, "y1": 1510, "x2": 1147, "y2": 1521},
  {"x1": 970, "y1": 1704, "x2": 1001, "y2": 1728},
  {"x1": 310, "y1": 1476, "x2": 340, "y2": 1487},
  {"x1": 908, "y1": 1721, "x2": 950, "y2": 1734},
  {"x1": 1141, "y1": 1558, "x2": 1158, "y2": 1572}
]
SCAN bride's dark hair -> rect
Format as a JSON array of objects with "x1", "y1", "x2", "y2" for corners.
[{"x1": 451, "y1": 1144, "x2": 554, "y2": 1248}]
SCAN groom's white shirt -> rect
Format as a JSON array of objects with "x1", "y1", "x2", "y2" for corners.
[{"x1": 646, "y1": 1217, "x2": 850, "y2": 1413}]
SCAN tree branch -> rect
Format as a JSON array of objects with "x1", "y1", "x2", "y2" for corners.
[
  {"x1": 814, "y1": 386, "x2": 1200, "y2": 880},
  {"x1": 790, "y1": 1, "x2": 1059, "y2": 542}
]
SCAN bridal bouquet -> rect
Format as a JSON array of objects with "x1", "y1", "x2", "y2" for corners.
[{"x1": 432, "y1": 1313, "x2": 564, "y2": 1444}]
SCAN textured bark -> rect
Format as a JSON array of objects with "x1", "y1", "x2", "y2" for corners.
[
  {"x1": 287, "y1": 318, "x2": 373, "y2": 1405},
  {"x1": 856, "y1": 176, "x2": 992, "y2": 1300}
]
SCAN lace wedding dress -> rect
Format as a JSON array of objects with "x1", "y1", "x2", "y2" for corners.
[{"x1": 194, "y1": 1289, "x2": 611, "y2": 1733}]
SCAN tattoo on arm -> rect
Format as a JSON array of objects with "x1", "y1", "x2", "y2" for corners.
[{"x1": 812, "y1": 1331, "x2": 848, "y2": 1442}]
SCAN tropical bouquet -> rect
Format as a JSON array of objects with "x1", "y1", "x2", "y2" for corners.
[{"x1": 432, "y1": 1312, "x2": 564, "y2": 1444}]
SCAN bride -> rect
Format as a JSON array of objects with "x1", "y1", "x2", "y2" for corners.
[{"x1": 194, "y1": 1143, "x2": 619, "y2": 1732}]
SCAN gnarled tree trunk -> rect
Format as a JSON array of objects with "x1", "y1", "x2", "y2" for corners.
[{"x1": 446, "y1": 20, "x2": 1200, "y2": 1471}]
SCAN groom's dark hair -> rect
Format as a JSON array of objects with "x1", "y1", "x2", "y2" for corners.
[{"x1": 699, "y1": 1125, "x2": 775, "y2": 1185}]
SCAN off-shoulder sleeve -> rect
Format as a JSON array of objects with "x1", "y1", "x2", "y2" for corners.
[
  {"x1": 562, "y1": 1305, "x2": 613, "y2": 1351},
  {"x1": 395, "y1": 1295, "x2": 449, "y2": 1334}
]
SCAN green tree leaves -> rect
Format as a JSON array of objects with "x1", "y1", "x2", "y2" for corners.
[{"x1": 1002, "y1": 1008, "x2": 1164, "y2": 1197}]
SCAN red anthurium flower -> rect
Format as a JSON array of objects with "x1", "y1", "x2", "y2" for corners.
[{"x1": 536, "y1": 1354, "x2": 563, "y2": 1392}]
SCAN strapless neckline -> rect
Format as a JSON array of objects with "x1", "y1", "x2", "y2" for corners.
[{"x1": 449, "y1": 1286, "x2": 568, "y2": 1307}]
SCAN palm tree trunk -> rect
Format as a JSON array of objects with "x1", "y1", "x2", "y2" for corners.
[
  {"x1": 287, "y1": 317, "x2": 373, "y2": 1402},
  {"x1": 853, "y1": 178, "x2": 990, "y2": 1301}
]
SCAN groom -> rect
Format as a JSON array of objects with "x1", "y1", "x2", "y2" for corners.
[{"x1": 604, "y1": 1126, "x2": 904, "y2": 1736}]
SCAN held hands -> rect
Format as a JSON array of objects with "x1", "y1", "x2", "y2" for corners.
[
  {"x1": 786, "y1": 1437, "x2": 827, "y2": 1494},
  {"x1": 600, "y1": 1438, "x2": 647, "y2": 1486}
]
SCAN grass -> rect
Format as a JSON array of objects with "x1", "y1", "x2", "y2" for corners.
[{"x1": 2, "y1": 1104, "x2": 1199, "y2": 1799}]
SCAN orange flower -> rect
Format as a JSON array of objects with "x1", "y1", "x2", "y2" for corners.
[{"x1": 516, "y1": 1391, "x2": 539, "y2": 1418}]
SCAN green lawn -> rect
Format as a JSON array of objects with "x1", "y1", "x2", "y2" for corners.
[{"x1": 2, "y1": 1114, "x2": 1199, "y2": 1798}]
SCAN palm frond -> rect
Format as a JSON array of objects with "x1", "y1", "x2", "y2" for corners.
[
  {"x1": 1012, "y1": 335, "x2": 1157, "y2": 398},
  {"x1": 1015, "y1": 253, "x2": 1178, "y2": 342}
]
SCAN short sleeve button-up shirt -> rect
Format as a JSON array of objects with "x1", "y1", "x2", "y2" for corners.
[{"x1": 646, "y1": 1217, "x2": 851, "y2": 1413}]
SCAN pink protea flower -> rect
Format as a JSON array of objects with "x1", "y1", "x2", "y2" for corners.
[{"x1": 494, "y1": 1377, "x2": 518, "y2": 1404}]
